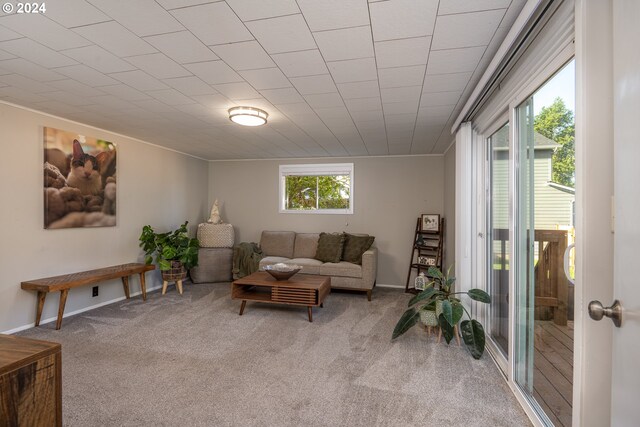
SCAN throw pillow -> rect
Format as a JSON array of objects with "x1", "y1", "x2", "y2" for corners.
[
  {"x1": 341, "y1": 234, "x2": 375, "y2": 265},
  {"x1": 314, "y1": 232, "x2": 346, "y2": 263}
]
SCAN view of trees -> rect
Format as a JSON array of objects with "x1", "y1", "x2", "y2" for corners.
[
  {"x1": 534, "y1": 97, "x2": 575, "y2": 187},
  {"x1": 285, "y1": 175, "x2": 350, "y2": 210}
]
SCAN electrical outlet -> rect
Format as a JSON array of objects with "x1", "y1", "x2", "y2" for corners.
[{"x1": 92, "y1": 286, "x2": 99, "y2": 297}]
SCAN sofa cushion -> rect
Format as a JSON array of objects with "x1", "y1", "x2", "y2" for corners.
[
  {"x1": 259, "y1": 256, "x2": 291, "y2": 269},
  {"x1": 314, "y1": 232, "x2": 345, "y2": 263},
  {"x1": 319, "y1": 261, "x2": 362, "y2": 278},
  {"x1": 293, "y1": 233, "x2": 320, "y2": 259},
  {"x1": 342, "y1": 233, "x2": 375, "y2": 265},
  {"x1": 289, "y1": 258, "x2": 323, "y2": 275},
  {"x1": 260, "y1": 231, "x2": 295, "y2": 258}
]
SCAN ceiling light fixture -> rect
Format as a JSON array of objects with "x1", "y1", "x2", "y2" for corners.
[{"x1": 228, "y1": 106, "x2": 268, "y2": 126}]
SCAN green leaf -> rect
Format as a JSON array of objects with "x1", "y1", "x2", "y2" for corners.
[
  {"x1": 408, "y1": 286, "x2": 437, "y2": 307},
  {"x1": 468, "y1": 289, "x2": 491, "y2": 304},
  {"x1": 158, "y1": 259, "x2": 171, "y2": 271},
  {"x1": 451, "y1": 302, "x2": 464, "y2": 325},
  {"x1": 439, "y1": 314, "x2": 454, "y2": 344},
  {"x1": 441, "y1": 299, "x2": 453, "y2": 326},
  {"x1": 162, "y1": 246, "x2": 177, "y2": 260},
  {"x1": 392, "y1": 308, "x2": 420, "y2": 339},
  {"x1": 427, "y1": 266, "x2": 443, "y2": 280},
  {"x1": 144, "y1": 255, "x2": 153, "y2": 265},
  {"x1": 460, "y1": 319, "x2": 486, "y2": 359}
]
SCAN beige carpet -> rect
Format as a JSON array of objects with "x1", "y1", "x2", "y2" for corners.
[{"x1": 19, "y1": 282, "x2": 531, "y2": 426}]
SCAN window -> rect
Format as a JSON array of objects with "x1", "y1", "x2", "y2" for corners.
[{"x1": 279, "y1": 163, "x2": 354, "y2": 214}]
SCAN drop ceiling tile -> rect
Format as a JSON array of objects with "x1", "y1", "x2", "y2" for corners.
[
  {"x1": 0, "y1": 58, "x2": 65, "y2": 82},
  {"x1": 277, "y1": 102, "x2": 316, "y2": 117},
  {"x1": 350, "y1": 109, "x2": 383, "y2": 122},
  {"x1": 426, "y1": 46, "x2": 485, "y2": 74},
  {"x1": 0, "y1": 25, "x2": 21, "y2": 41},
  {"x1": 432, "y1": 9, "x2": 505, "y2": 50},
  {"x1": 290, "y1": 74, "x2": 336, "y2": 95},
  {"x1": 109, "y1": 70, "x2": 169, "y2": 91},
  {"x1": 125, "y1": 53, "x2": 191, "y2": 79},
  {"x1": 87, "y1": 0, "x2": 185, "y2": 37},
  {"x1": 375, "y1": 37, "x2": 430, "y2": 68},
  {"x1": 438, "y1": 0, "x2": 511, "y2": 15},
  {"x1": 0, "y1": 39, "x2": 77, "y2": 68},
  {"x1": 144, "y1": 31, "x2": 218, "y2": 64},
  {"x1": 192, "y1": 93, "x2": 235, "y2": 110},
  {"x1": 370, "y1": 0, "x2": 438, "y2": 41},
  {"x1": 184, "y1": 61, "x2": 244, "y2": 84},
  {"x1": 147, "y1": 89, "x2": 195, "y2": 105},
  {"x1": 327, "y1": 58, "x2": 377, "y2": 84},
  {"x1": 422, "y1": 71, "x2": 472, "y2": 92},
  {"x1": 344, "y1": 96, "x2": 382, "y2": 112},
  {"x1": 163, "y1": 76, "x2": 217, "y2": 96},
  {"x1": 171, "y1": 2, "x2": 253, "y2": 45},
  {"x1": 238, "y1": 68, "x2": 291, "y2": 90},
  {"x1": 74, "y1": 21, "x2": 157, "y2": 57},
  {"x1": 304, "y1": 92, "x2": 344, "y2": 109},
  {"x1": 260, "y1": 87, "x2": 304, "y2": 104},
  {"x1": 88, "y1": 94, "x2": 135, "y2": 109},
  {"x1": 271, "y1": 50, "x2": 328, "y2": 78},
  {"x1": 383, "y1": 101, "x2": 419, "y2": 114},
  {"x1": 45, "y1": 0, "x2": 110, "y2": 28},
  {"x1": 313, "y1": 26, "x2": 373, "y2": 61},
  {"x1": 226, "y1": 0, "x2": 300, "y2": 21},
  {"x1": 61, "y1": 45, "x2": 136, "y2": 73},
  {"x1": 49, "y1": 79, "x2": 106, "y2": 96},
  {"x1": 246, "y1": 15, "x2": 316, "y2": 54},
  {"x1": 213, "y1": 82, "x2": 260, "y2": 100},
  {"x1": 420, "y1": 90, "x2": 461, "y2": 107},
  {"x1": 388, "y1": 144, "x2": 411, "y2": 155},
  {"x1": 381, "y1": 85, "x2": 421, "y2": 104},
  {"x1": 210, "y1": 41, "x2": 275, "y2": 71},
  {"x1": 98, "y1": 84, "x2": 152, "y2": 101},
  {"x1": 0, "y1": 74, "x2": 53, "y2": 92},
  {"x1": 132, "y1": 99, "x2": 176, "y2": 113},
  {"x1": 313, "y1": 105, "x2": 350, "y2": 120},
  {"x1": 337, "y1": 80, "x2": 379, "y2": 99},
  {"x1": 0, "y1": 14, "x2": 90, "y2": 50},
  {"x1": 54, "y1": 64, "x2": 118, "y2": 86},
  {"x1": 384, "y1": 113, "x2": 417, "y2": 125},
  {"x1": 378, "y1": 65, "x2": 425, "y2": 88},
  {"x1": 297, "y1": 0, "x2": 369, "y2": 31},
  {"x1": 0, "y1": 86, "x2": 48, "y2": 103}
]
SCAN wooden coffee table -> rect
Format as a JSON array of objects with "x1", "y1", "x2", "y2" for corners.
[{"x1": 231, "y1": 272, "x2": 330, "y2": 322}]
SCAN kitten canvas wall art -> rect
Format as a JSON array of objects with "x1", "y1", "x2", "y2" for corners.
[{"x1": 43, "y1": 127, "x2": 117, "y2": 229}]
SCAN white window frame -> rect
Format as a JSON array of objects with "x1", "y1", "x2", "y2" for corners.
[{"x1": 279, "y1": 163, "x2": 354, "y2": 214}]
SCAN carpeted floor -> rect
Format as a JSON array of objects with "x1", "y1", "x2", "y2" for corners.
[{"x1": 18, "y1": 283, "x2": 531, "y2": 426}]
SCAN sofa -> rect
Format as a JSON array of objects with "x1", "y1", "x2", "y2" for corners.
[{"x1": 258, "y1": 231, "x2": 377, "y2": 300}]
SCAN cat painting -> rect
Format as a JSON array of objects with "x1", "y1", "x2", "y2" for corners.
[{"x1": 43, "y1": 127, "x2": 117, "y2": 229}]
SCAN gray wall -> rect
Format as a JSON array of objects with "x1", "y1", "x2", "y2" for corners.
[
  {"x1": 0, "y1": 103, "x2": 209, "y2": 333},
  {"x1": 444, "y1": 143, "x2": 456, "y2": 271},
  {"x1": 208, "y1": 156, "x2": 445, "y2": 286}
]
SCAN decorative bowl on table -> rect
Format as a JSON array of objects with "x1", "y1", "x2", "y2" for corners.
[{"x1": 263, "y1": 263, "x2": 302, "y2": 281}]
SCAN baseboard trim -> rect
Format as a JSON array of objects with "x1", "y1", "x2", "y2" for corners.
[
  {"x1": 376, "y1": 283, "x2": 404, "y2": 289},
  {"x1": 2, "y1": 285, "x2": 162, "y2": 335}
]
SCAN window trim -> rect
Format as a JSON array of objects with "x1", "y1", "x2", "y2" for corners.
[{"x1": 279, "y1": 163, "x2": 354, "y2": 214}]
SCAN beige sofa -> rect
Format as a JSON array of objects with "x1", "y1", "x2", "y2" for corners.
[{"x1": 258, "y1": 231, "x2": 377, "y2": 300}]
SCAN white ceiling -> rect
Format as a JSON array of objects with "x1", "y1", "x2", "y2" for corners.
[{"x1": 0, "y1": 0, "x2": 526, "y2": 160}]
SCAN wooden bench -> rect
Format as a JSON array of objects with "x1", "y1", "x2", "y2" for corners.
[{"x1": 21, "y1": 263, "x2": 155, "y2": 330}]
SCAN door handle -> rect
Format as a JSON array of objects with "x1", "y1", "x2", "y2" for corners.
[{"x1": 588, "y1": 300, "x2": 622, "y2": 327}]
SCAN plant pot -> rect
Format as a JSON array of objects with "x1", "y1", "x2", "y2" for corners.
[
  {"x1": 420, "y1": 309, "x2": 439, "y2": 327},
  {"x1": 162, "y1": 260, "x2": 187, "y2": 281}
]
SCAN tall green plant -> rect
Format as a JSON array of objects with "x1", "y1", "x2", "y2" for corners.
[
  {"x1": 139, "y1": 221, "x2": 199, "y2": 271},
  {"x1": 392, "y1": 266, "x2": 491, "y2": 359}
]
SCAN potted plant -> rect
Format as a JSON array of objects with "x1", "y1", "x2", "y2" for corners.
[
  {"x1": 139, "y1": 221, "x2": 199, "y2": 281},
  {"x1": 392, "y1": 266, "x2": 491, "y2": 359}
]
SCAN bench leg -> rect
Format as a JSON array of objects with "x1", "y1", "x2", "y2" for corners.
[
  {"x1": 36, "y1": 291, "x2": 47, "y2": 327},
  {"x1": 308, "y1": 306, "x2": 313, "y2": 322},
  {"x1": 176, "y1": 280, "x2": 183, "y2": 295},
  {"x1": 239, "y1": 300, "x2": 246, "y2": 315},
  {"x1": 367, "y1": 290, "x2": 372, "y2": 301},
  {"x1": 56, "y1": 289, "x2": 69, "y2": 330},
  {"x1": 121, "y1": 276, "x2": 130, "y2": 299},
  {"x1": 162, "y1": 281, "x2": 168, "y2": 295},
  {"x1": 139, "y1": 272, "x2": 147, "y2": 301}
]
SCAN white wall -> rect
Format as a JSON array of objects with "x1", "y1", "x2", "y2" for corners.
[
  {"x1": 0, "y1": 103, "x2": 209, "y2": 333},
  {"x1": 208, "y1": 156, "x2": 445, "y2": 286},
  {"x1": 443, "y1": 142, "x2": 456, "y2": 270}
]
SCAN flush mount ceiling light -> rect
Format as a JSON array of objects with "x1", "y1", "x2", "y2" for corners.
[{"x1": 228, "y1": 106, "x2": 268, "y2": 126}]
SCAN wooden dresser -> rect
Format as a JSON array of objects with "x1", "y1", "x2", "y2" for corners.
[{"x1": 0, "y1": 334, "x2": 62, "y2": 427}]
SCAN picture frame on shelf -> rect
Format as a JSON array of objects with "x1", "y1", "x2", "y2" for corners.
[
  {"x1": 417, "y1": 256, "x2": 437, "y2": 266},
  {"x1": 420, "y1": 214, "x2": 440, "y2": 232}
]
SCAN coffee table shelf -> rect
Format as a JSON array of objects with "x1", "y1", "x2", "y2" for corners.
[{"x1": 231, "y1": 272, "x2": 330, "y2": 322}]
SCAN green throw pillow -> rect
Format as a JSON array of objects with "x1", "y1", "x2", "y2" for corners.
[
  {"x1": 314, "y1": 232, "x2": 346, "y2": 263},
  {"x1": 341, "y1": 234, "x2": 375, "y2": 265}
]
